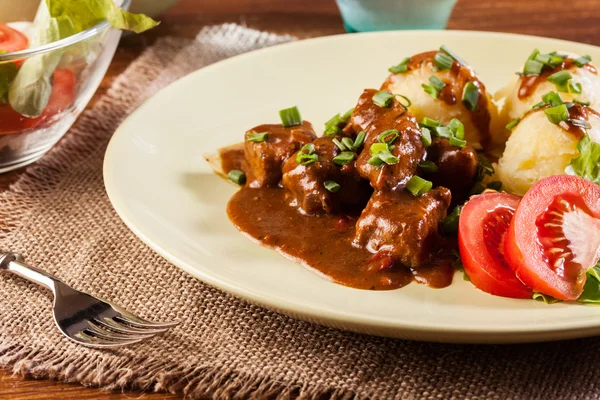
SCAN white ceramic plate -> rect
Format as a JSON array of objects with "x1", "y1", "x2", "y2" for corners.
[{"x1": 104, "y1": 30, "x2": 600, "y2": 344}]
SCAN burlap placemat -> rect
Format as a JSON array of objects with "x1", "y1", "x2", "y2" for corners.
[{"x1": 0, "y1": 23, "x2": 599, "y2": 399}]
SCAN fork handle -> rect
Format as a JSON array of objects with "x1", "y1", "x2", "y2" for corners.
[{"x1": 0, "y1": 252, "x2": 58, "y2": 292}]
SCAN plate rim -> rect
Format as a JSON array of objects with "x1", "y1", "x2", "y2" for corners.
[{"x1": 104, "y1": 29, "x2": 600, "y2": 343}]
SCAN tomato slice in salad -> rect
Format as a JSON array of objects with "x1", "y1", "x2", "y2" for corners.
[
  {"x1": 458, "y1": 192, "x2": 533, "y2": 299},
  {"x1": 0, "y1": 69, "x2": 76, "y2": 135},
  {"x1": 0, "y1": 23, "x2": 28, "y2": 53},
  {"x1": 504, "y1": 175, "x2": 600, "y2": 301}
]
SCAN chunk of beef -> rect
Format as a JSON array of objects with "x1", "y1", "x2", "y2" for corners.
[
  {"x1": 244, "y1": 121, "x2": 317, "y2": 188},
  {"x1": 350, "y1": 89, "x2": 426, "y2": 191},
  {"x1": 424, "y1": 137, "x2": 478, "y2": 205},
  {"x1": 282, "y1": 136, "x2": 372, "y2": 214},
  {"x1": 353, "y1": 188, "x2": 451, "y2": 268}
]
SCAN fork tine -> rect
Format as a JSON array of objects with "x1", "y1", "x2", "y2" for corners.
[
  {"x1": 84, "y1": 328, "x2": 154, "y2": 343},
  {"x1": 114, "y1": 313, "x2": 180, "y2": 329},
  {"x1": 73, "y1": 330, "x2": 146, "y2": 348},
  {"x1": 87, "y1": 320, "x2": 158, "y2": 341},
  {"x1": 95, "y1": 317, "x2": 170, "y2": 335}
]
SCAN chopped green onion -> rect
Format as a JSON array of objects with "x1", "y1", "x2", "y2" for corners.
[
  {"x1": 421, "y1": 127, "x2": 432, "y2": 147},
  {"x1": 406, "y1": 176, "x2": 433, "y2": 196},
  {"x1": 228, "y1": 170, "x2": 246, "y2": 185},
  {"x1": 440, "y1": 45, "x2": 466, "y2": 65},
  {"x1": 324, "y1": 114, "x2": 344, "y2": 135},
  {"x1": 462, "y1": 82, "x2": 479, "y2": 111},
  {"x1": 429, "y1": 75, "x2": 446, "y2": 91},
  {"x1": 394, "y1": 94, "x2": 412, "y2": 108},
  {"x1": 548, "y1": 55, "x2": 565, "y2": 67},
  {"x1": 449, "y1": 136, "x2": 467, "y2": 148},
  {"x1": 296, "y1": 143, "x2": 318, "y2": 165},
  {"x1": 422, "y1": 84, "x2": 439, "y2": 99},
  {"x1": 324, "y1": 180, "x2": 340, "y2": 193},
  {"x1": 523, "y1": 59, "x2": 544, "y2": 75},
  {"x1": 332, "y1": 138, "x2": 348, "y2": 151},
  {"x1": 547, "y1": 70, "x2": 572, "y2": 92},
  {"x1": 353, "y1": 131, "x2": 366, "y2": 150},
  {"x1": 544, "y1": 103, "x2": 569, "y2": 124},
  {"x1": 341, "y1": 137, "x2": 354, "y2": 150},
  {"x1": 333, "y1": 151, "x2": 355, "y2": 166},
  {"x1": 573, "y1": 99, "x2": 591, "y2": 106},
  {"x1": 418, "y1": 160, "x2": 439, "y2": 173},
  {"x1": 527, "y1": 48, "x2": 540, "y2": 61},
  {"x1": 569, "y1": 80, "x2": 582, "y2": 94},
  {"x1": 487, "y1": 181, "x2": 503, "y2": 191},
  {"x1": 435, "y1": 126, "x2": 452, "y2": 139},
  {"x1": 424, "y1": 76, "x2": 446, "y2": 99},
  {"x1": 441, "y1": 205, "x2": 462, "y2": 234},
  {"x1": 531, "y1": 101, "x2": 546, "y2": 110},
  {"x1": 372, "y1": 90, "x2": 395, "y2": 107},
  {"x1": 433, "y1": 51, "x2": 454, "y2": 71},
  {"x1": 446, "y1": 118, "x2": 465, "y2": 139},
  {"x1": 377, "y1": 150, "x2": 400, "y2": 165},
  {"x1": 389, "y1": 57, "x2": 410, "y2": 74},
  {"x1": 505, "y1": 118, "x2": 521, "y2": 130},
  {"x1": 420, "y1": 117, "x2": 441, "y2": 129},
  {"x1": 342, "y1": 108, "x2": 354, "y2": 121},
  {"x1": 542, "y1": 91, "x2": 563, "y2": 106},
  {"x1": 246, "y1": 131, "x2": 268, "y2": 142},
  {"x1": 370, "y1": 142, "x2": 389, "y2": 155},
  {"x1": 378, "y1": 129, "x2": 399, "y2": 144},
  {"x1": 368, "y1": 155, "x2": 385, "y2": 166},
  {"x1": 279, "y1": 106, "x2": 302, "y2": 127},
  {"x1": 574, "y1": 55, "x2": 592, "y2": 67},
  {"x1": 325, "y1": 126, "x2": 340, "y2": 135},
  {"x1": 422, "y1": 76, "x2": 446, "y2": 100}
]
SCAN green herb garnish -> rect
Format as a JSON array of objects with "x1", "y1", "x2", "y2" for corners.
[
  {"x1": 228, "y1": 170, "x2": 246, "y2": 185},
  {"x1": 279, "y1": 106, "x2": 302, "y2": 127},
  {"x1": 389, "y1": 57, "x2": 410, "y2": 74},
  {"x1": 406, "y1": 176, "x2": 433, "y2": 196}
]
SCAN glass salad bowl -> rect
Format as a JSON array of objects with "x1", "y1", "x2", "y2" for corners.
[{"x1": 0, "y1": 0, "x2": 132, "y2": 172}]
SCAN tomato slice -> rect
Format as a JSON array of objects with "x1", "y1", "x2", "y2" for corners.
[
  {"x1": 459, "y1": 192, "x2": 533, "y2": 299},
  {"x1": 0, "y1": 23, "x2": 28, "y2": 53},
  {"x1": 504, "y1": 175, "x2": 600, "y2": 300},
  {"x1": 0, "y1": 69, "x2": 76, "y2": 135}
]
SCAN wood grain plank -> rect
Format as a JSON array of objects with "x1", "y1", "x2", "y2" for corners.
[{"x1": 2, "y1": 0, "x2": 600, "y2": 398}]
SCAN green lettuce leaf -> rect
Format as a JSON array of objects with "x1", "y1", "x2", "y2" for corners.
[
  {"x1": 532, "y1": 292, "x2": 560, "y2": 304},
  {"x1": 8, "y1": 0, "x2": 158, "y2": 118},
  {"x1": 47, "y1": 0, "x2": 159, "y2": 33},
  {"x1": 577, "y1": 263, "x2": 600, "y2": 303},
  {"x1": 0, "y1": 56, "x2": 18, "y2": 104},
  {"x1": 565, "y1": 133, "x2": 600, "y2": 184}
]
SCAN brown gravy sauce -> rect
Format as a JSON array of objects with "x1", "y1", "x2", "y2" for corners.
[
  {"x1": 226, "y1": 186, "x2": 455, "y2": 291},
  {"x1": 518, "y1": 59, "x2": 597, "y2": 99}
]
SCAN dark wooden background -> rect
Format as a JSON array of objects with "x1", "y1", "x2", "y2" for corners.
[{"x1": 2, "y1": 0, "x2": 600, "y2": 398}]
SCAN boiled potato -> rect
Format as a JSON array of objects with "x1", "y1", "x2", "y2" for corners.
[
  {"x1": 495, "y1": 105, "x2": 600, "y2": 195},
  {"x1": 382, "y1": 50, "x2": 498, "y2": 150}
]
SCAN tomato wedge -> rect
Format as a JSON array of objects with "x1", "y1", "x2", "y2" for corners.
[
  {"x1": 459, "y1": 192, "x2": 532, "y2": 298},
  {"x1": 0, "y1": 69, "x2": 76, "y2": 135},
  {"x1": 504, "y1": 175, "x2": 600, "y2": 300},
  {"x1": 0, "y1": 23, "x2": 28, "y2": 53}
]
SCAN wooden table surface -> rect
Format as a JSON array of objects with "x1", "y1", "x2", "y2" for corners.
[{"x1": 2, "y1": 0, "x2": 600, "y2": 398}]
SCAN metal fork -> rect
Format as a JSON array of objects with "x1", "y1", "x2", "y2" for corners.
[{"x1": 0, "y1": 252, "x2": 178, "y2": 348}]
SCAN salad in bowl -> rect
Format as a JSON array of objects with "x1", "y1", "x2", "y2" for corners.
[{"x1": 0, "y1": 0, "x2": 157, "y2": 172}]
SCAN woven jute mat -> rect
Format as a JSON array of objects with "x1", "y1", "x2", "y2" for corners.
[{"x1": 0, "y1": 24, "x2": 599, "y2": 399}]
